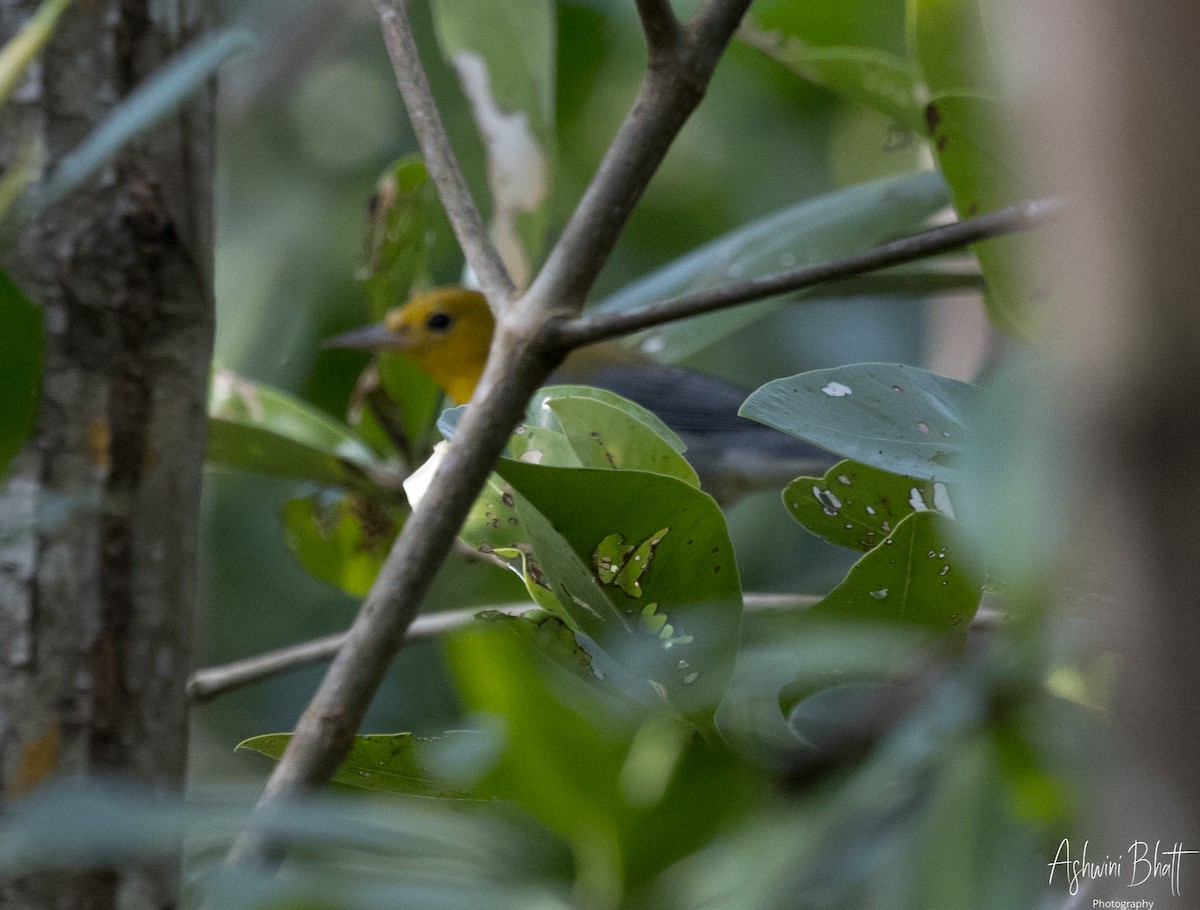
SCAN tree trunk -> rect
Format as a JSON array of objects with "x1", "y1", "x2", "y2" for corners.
[
  {"x1": 0, "y1": 1, "x2": 215, "y2": 907},
  {"x1": 1019, "y1": 0, "x2": 1200, "y2": 890}
]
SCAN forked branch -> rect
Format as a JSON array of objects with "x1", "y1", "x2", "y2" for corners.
[
  {"x1": 373, "y1": 0, "x2": 515, "y2": 308},
  {"x1": 225, "y1": 0, "x2": 758, "y2": 871}
]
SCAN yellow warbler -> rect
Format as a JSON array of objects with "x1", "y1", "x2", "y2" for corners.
[{"x1": 326, "y1": 287, "x2": 833, "y2": 500}]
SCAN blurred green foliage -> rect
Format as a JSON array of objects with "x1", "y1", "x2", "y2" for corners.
[{"x1": 0, "y1": 0, "x2": 1088, "y2": 907}]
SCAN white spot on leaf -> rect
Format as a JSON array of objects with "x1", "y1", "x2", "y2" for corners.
[
  {"x1": 403, "y1": 442, "x2": 449, "y2": 508},
  {"x1": 933, "y1": 483, "x2": 955, "y2": 517},
  {"x1": 822, "y1": 381, "x2": 853, "y2": 397},
  {"x1": 451, "y1": 51, "x2": 548, "y2": 290}
]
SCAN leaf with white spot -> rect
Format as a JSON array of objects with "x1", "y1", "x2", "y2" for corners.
[
  {"x1": 740, "y1": 363, "x2": 983, "y2": 482},
  {"x1": 784, "y1": 459, "x2": 953, "y2": 552},
  {"x1": 810, "y1": 511, "x2": 983, "y2": 633},
  {"x1": 488, "y1": 460, "x2": 741, "y2": 722},
  {"x1": 431, "y1": 0, "x2": 555, "y2": 287}
]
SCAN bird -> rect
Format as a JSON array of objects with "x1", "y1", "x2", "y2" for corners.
[{"x1": 325, "y1": 287, "x2": 836, "y2": 501}]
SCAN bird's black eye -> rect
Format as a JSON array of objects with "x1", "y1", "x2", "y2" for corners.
[{"x1": 426, "y1": 311, "x2": 454, "y2": 332}]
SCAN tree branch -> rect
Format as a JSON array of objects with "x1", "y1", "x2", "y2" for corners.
[
  {"x1": 190, "y1": 593, "x2": 1005, "y2": 704},
  {"x1": 188, "y1": 594, "x2": 824, "y2": 704},
  {"x1": 226, "y1": 0, "x2": 757, "y2": 871},
  {"x1": 552, "y1": 196, "x2": 1066, "y2": 349},
  {"x1": 521, "y1": 0, "x2": 754, "y2": 317},
  {"x1": 372, "y1": 0, "x2": 515, "y2": 307},
  {"x1": 635, "y1": 0, "x2": 683, "y2": 61}
]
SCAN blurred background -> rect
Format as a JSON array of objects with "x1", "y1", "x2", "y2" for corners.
[{"x1": 194, "y1": 0, "x2": 974, "y2": 779}]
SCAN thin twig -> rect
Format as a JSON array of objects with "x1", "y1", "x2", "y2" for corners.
[
  {"x1": 189, "y1": 594, "x2": 826, "y2": 705},
  {"x1": 553, "y1": 196, "x2": 1066, "y2": 349},
  {"x1": 189, "y1": 594, "x2": 1004, "y2": 704},
  {"x1": 188, "y1": 604, "x2": 532, "y2": 704},
  {"x1": 373, "y1": 0, "x2": 515, "y2": 307}
]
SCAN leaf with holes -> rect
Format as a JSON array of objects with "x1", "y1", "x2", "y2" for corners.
[
  {"x1": 282, "y1": 494, "x2": 399, "y2": 597},
  {"x1": 810, "y1": 511, "x2": 982, "y2": 633},
  {"x1": 490, "y1": 460, "x2": 742, "y2": 723},
  {"x1": 740, "y1": 363, "x2": 982, "y2": 482},
  {"x1": 784, "y1": 458, "x2": 954, "y2": 552}
]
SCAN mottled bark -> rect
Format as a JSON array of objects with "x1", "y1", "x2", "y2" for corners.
[{"x1": 0, "y1": 1, "x2": 215, "y2": 907}]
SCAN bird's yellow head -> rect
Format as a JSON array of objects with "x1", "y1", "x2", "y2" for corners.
[{"x1": 327, "y1": 287, "x2": 495, "y2": 404}]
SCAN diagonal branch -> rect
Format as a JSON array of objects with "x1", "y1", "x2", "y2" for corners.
[
  {"x1": 225, "y1": 0, "x2": 757, "y2": 871},
  {"x1": 522, "y1": 0, "x2": 755, "y2": 317},
  {"x1": 373, "y1": 0, "x2": 515, "y2": 307},
  {"x1": 552, "y1": 196, "x2": 1066, "y2": 349}
]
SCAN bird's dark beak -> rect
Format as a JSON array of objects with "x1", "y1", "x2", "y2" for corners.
[{"x1": 322, "y1": 323, "x2": 409, "y2": 352}]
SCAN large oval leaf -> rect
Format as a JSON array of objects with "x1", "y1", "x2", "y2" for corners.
[{"x1": 740, "y1": 363, "x2": 982, "y2": 481}]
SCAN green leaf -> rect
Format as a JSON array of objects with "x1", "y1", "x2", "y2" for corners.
[
  {"x1": 907, "y1": 0, "x2": 996, "y2": 95},
  {"x1": 810, "y1": 511, "x2": 982, "y2": 632},
  {"x1": 440, "y1": 385, "x2": 688, "y2": 459},
  {"x1": 750, "y1": 0, "x2": 908, "y2": 54},
  {"x1": 909, "y1": 0, "x2": 1041, "y2": 335},
  {"x1": 784, "y1": 458, "x2": 952, "y2": 551},
  {"x1": 357, "y1": 156, "x2": 439, "y2": 320},
  {"x1": 547, "y1": 396, "x2": 700, "y2": 487},
  {"x1": 740, "y1": 363, "x2": 983, "y2": 482},
  {"x1": 526, "y1": 385, "x2": 686, "y2": 454},
  {"x1": 0, "y1": 271, "x2": 42, "y2": 474},
  {"x1": 348, "y1": 157, "x2": 446, "y2": 450},
  {"x1": 741, "y1": 28, "x2": 924, "y2": 133},
  {"x1": 431, "y1": 0, "x2": 555, "y2": 287},
  {"x1": 34, "y1": 29, "x2": 259, "y2": 213},
  {"x1": 236, "y1": 731, "x2": 485, "y2": 798},
  {"x1": 207, "y1": 368, "x2": 381, "y2": 488},
  {"x1": 446, "y1": 615, "x2": 751, "y2": 899},
  {"x1": 446, "y1": 617, "x2": 630, "y2": 905},
  {"x1": 591, "y1": 171, "x2": 950, "y2": 362},
  {"x1": 923, "y1": 92, "x2": 1040, "y2": 334},
  {"x1": 490, "y1": 460, "x2": 742, "y2": 722},
  {"x1": 282, "y1": 494, "x2": 399, "y2": 597}
]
